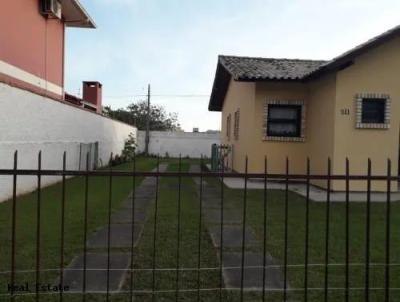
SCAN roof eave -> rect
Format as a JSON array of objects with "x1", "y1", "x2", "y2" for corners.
[
  {"x1": 208, "y1": 62, "x2": 232, "y2": 112},
  {"x1": 305, "y1": 24, "x2": 400, "y2": 80},
  {"x1": 62, "y1": 0, "x2": 96, "y2": 29},
  {"x1": 304, "y1": 60, "x2": 355, "y2": 81},
  {"x1": 236, "y1": 76, "x2": 304, "y2": 82},
  {"x1": 208, "y1": 63, "x2": 306, "y2": 112}
]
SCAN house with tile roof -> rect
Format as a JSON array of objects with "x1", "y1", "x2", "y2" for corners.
[{"x1": 209, "y1": 25, "x2": 400, "y2": 192}]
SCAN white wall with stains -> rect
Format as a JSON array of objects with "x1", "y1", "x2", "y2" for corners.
[
  {"x1": 0, "y1": 83, "x2": 136, "y2": 202},
  {"x1": 137, "y1": 130, "x2": 220, "y2": 158}
]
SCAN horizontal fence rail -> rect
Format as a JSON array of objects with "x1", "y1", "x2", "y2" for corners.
[
  {"x1": 0, "y1": 152, "x2": 398, "y2": 302},
  {"x1": 1, "y1": 169, "x2": 400, "y2": 180}
]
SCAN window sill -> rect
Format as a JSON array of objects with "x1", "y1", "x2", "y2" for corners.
[
  {"x1": 263, "y1": 136, "x2": 305, "y2": 142},
  {"x1": 356, "y1": 123, "x2": 390, "y2": 129}
]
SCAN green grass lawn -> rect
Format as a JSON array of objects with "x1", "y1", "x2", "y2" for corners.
[
  {"x1": 127, "y1": 159, "x2": 222, "y2": 301},
  {"x1": 204, "y1": 178, "x2": 400, "y2": 302},
  {"x1": 2, "y1": 158, "x2": 400, "y2": 302},
  {"x1": 124, "y1": 161, "x2": 400, "y2": 302},
  {"x1": 0, "y1": 157, "x2": 158, "y2": 301}
]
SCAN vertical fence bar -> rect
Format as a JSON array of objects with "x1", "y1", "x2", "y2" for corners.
[
  {"x1": 10, "y1": 151, "x2": 17, "y2": 302},
  {"x1": 35, "y1": 152, "x2": 42, "y2": 302},
  {"x1": 82, "y1": 153, "x2": 90, "y2": 302},
  {"x1": 262, "y1": 157, "x2": 268, "y2": 302},
  {"x1": 175, "y1": 155, "x2": 182, "y2": 302},
  {"x1": 152, "y1": 156, "x2": 160, "y2": 302},
  {"x1": 219, "y1": 154, "x2": 225, "y2": 302},
  {"x1": 240, "y1": 157, "x2": 249, "y2": 302},
  {"x1": 365, "y1": 159, "x2": 372, "y2": 302},
  {"x1": 283, "y1": 157, "x2": 289, "y2": 302},
  {"x1": 304, "y1": 158, "x2": 310, "y2": 302},
  {"x1": 197, "y1": 155, "x2": 204, "y2": 302},
  {"x1": 384, "y1": 159, "x2": 391, "y2": 302},
  {"x1": 324, "y1": 158, "x2": 331, "y2": 302},
  {"x1": 106, "y1": 153, "x2": 113, "y2": 302},
  {"x1": 345, "y1": 158, "x2": 350, "y2": 302},
  {"x1": 130, "y1": 155, "x2": 137, "y2": 302},
  {"x1": 59, "y1": 152, "x2": 66, "y2": 302}
]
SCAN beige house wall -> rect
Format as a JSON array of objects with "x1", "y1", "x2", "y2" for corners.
[
  {"x1": 223, "y1": 78, "x2": 337, "y2": 180},
  {"x1": 306, "y1": 74, "x2": 337, "y2": 188},
  {"x1": 333, "y1": 36, "x2": 400, "y2": 191},
  {"x1": 252, "y1": 82, "x2": 309, "y2": 174},
  {"x1": 221, "y1": 79, "x2": 255, "y2": 173},
  {"x1": 220, "y1": 37, "x2": 400, "y2": 192}
]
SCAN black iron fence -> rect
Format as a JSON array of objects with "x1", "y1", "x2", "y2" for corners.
[{"x1": 0, "y1": 152, "x2": 399, "y2": 302}]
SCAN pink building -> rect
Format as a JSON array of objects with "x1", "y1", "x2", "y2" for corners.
[
  {"x1": 0, "y1": 1, "x2": 137, "y2": 202},
  {"x1": 0, "y1": 0, "x2": 102, "y2": 113}
]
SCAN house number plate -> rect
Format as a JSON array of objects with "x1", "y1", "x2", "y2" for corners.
[{"x1": 340, "y1": 108, "x2": 350, "y2": 115}]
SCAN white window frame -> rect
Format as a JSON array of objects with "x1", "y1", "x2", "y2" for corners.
[
  {"x1": 355, "y1": 93, "x2": 390, "y2": 129},
  {"x1": 263, "y1": 100, "x2": 306, "y2": 142}
]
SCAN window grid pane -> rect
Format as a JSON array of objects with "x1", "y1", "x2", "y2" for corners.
[
  {"x1": 268, "y1": 122, "x2": 298, "y2": 136},
  {"x1": 269, "y1": 107, "x2": 298, "y2": 120},
  {"x1": 267, "y1": 104, "x2": 302, "y2": 137},
  {"x1": 361, "y1": 99, "x2": 386, "y2": 124}
]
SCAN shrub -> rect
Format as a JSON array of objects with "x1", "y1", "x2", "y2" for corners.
[{"x1": 121, "y1": 133, "x2": 137, "y2": 162}]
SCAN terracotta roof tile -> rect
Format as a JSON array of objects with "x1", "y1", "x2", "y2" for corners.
[
  {"x1": 209, "y1": 24, "x2": 400, "y2": 111},
  {"x1": 219, "y1": 55, "x2": 327, "y2": 81}
]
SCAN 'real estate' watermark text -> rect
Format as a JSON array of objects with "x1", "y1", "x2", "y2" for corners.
[{"x1": 8, "y1": 283, "x2": 70, "y2": 293}]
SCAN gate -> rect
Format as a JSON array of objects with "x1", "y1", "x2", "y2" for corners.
[{"x1": 211, "y1": 144, "x2": 232, "y2": 171}]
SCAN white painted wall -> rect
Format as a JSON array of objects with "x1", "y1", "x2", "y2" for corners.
[
  {"x1": 0, "y1": 82, "x2": 136, "y2": 202},
  {"x1": 137, "y1": 131, "x2": 220, "y2": 158}
]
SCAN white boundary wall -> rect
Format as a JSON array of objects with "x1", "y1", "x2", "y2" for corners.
[
  {"x1": 0, "y1": 83, "x2": 136, "y2": 202},
  {"x1": 137, "y1": 130, "x2": 220, "y2": 158}
]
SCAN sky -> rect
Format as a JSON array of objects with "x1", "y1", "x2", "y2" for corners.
[{"x1": 65, "y1": 0, "x2": 400, "y2": 132}]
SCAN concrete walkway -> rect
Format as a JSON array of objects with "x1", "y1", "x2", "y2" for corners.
[
  {"x1": 190, "y1": 164, "x2": 285, "y2": 291},
  {"x1": 60, "y1": 164, "x2": 168, "y2": 293},
  {"x1": 223, "y1": 177, "x2": 400, "y2": 202}
]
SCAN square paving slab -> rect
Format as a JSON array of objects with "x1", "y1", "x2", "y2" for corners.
[
  {"x1": 189, "y1": 165, "x2": 201, "y2": 172},
  {"x1": 192, "y1": 178, "x2": 201, "y2": 185},
  {"x1": 204, "y1": 209, "x2": 242, "y2": 224},
  {"x1": 219, "y1": 252, "x2": 285, "y2": 290},
  {"x1": 111, "y1": 210, "x2": 147, "y2": 224},
  {"x1": 202, "y1": 198, "x2": 234, "y2": 209},
  {"x1": 140, "y1": 179, "x2": 157, "y2": 185},
  {"x1": 202, "y1": 190, "x2": 222, "y2": 197},
  {"x1": 131, "y1": 192, "x2": 156, "y2": 199},
  {"x1": 122, "y1": 197, "x2": 153, "y2": 209},
  {"x1": 131, "y1": 190, "x2": 157, "y2": 198},
  {"x1": 87, "y1": 224, "x2": 143, "y2": 248},
  {"x1": 61, "y1": 253, "x2": 131, "y2": 293},
  {"x1": 160, "y1": 184, "x2": 193, "y2": 192},
  {"x1": 208, "y1": 226, "x2": 258, "y2": 248}
]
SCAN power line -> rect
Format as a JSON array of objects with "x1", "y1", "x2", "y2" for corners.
[{"x1": 104, "y1": 94, "x2": 210, "y2": 99}]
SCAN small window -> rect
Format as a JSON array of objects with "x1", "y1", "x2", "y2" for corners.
[
  {"x1": 267, "y1": 105, "x2": 302, "y2": 137},
  {"x1": 226, "y1": 114, "x2": 231, "y2": 140},
  {"x1": 355, "y1": 94, "x2": 390, "y2": 129},
  {"x1": 234, "y1": 110, "x2": 240, "y2": 140},
  {"x1": 361, "y1": 98, "x2": 386, "y2": 124}
]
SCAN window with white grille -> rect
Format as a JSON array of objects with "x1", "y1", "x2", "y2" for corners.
[{"x1": 234, "y1": 109, "x2": 240, "y2": 140}]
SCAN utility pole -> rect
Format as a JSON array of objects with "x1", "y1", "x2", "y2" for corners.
[{"x1": 145, "y1": 84, "x2": 151, "y2": 155}]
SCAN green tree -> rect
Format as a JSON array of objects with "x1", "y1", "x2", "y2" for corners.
[{"x1": 103, "y1": 101, "x2": 180, "y2": 131}]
